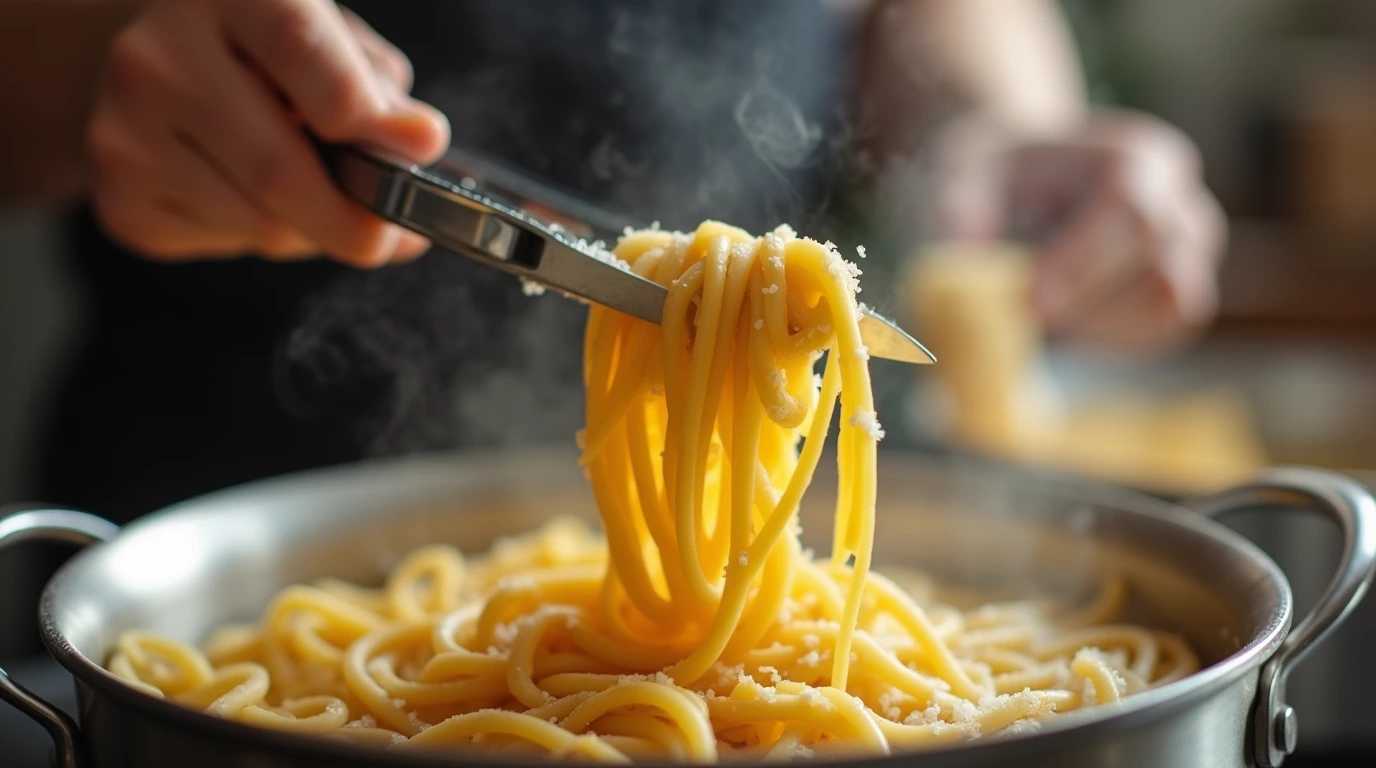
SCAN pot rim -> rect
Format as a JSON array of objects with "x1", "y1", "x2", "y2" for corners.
[{"x1": 37, "y1": 450, "x2": 1295, "y2": 766}]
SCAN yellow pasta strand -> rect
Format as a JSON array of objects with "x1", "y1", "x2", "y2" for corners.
[{"x1": 106, "y1": 222, "x2": 1198, "y2": 761}]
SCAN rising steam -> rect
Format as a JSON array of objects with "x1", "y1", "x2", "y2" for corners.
[{"x1": 284, "y1": 2, "x2": 883, "y2": 457}]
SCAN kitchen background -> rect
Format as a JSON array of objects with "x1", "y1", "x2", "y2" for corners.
[{"x1": 2, "y1": 0, "x2": 1374, "y2": 762}]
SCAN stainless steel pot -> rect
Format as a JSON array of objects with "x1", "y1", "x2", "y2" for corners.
[{"x1": 0, "y1": 451, "x2": 1372, "y2": 768}]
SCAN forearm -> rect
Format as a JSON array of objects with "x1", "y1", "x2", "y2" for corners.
[
  {"x1": 856, "y1": 0, "x2": 1088, "y2": 161},
  {"x1": 0, "y1": 0, "x2": 145, "y2": 204}
]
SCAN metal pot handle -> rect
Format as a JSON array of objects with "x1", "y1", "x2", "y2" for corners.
[
  {"x1": 0, "y1": 507, "x2": 119, "y2": 768},
  {"x1": 1189, "y1": 467, "x2": 1376, "y2": 768}
]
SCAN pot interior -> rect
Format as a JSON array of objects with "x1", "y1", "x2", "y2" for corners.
[{"x1": 43, "y1": 449, "x2": 1286, "y2": 698}]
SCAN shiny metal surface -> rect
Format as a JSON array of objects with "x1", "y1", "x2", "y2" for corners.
[
  {"x1": 324, "y1": 145, "x2": 936, "y2": 365},
  {"x1": 1, "y1": 452, "x2": 1372, "y2": 767},
  {"x1": 435, "y1": 144, "x2": 637, "y2": 239},
  {"x1": 0, "y1": 508, "x2": 119, "y2": 768},
  {"x1": 325, "y1": 145, "x2": 666, "y2": 323},
  {"x1": 857, "y1": 305, "x2": 937, "y2": 365},
  {"x1": 971, "y1": 338, "x2": 1376, "y2": 751},
  {"x1": 1189, "y1": 469, "x2": 1376, "y2": 767}
]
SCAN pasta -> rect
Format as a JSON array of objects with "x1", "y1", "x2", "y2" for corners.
[
  {"x1": 107, "y1": 221, "x2": 1199, "y2": 761},
  {"x1": 907, "y1": 242, "x2": 1265, "y2": 493}
]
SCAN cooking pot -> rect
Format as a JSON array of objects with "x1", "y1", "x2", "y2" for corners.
[{"x1": 0, "y1": 451, "x2": 1372, "y2": 768}]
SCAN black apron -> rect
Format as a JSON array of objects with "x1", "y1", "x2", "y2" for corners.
[{"x1": 33, "y1": 0, "x2": 850, "y2": 524}]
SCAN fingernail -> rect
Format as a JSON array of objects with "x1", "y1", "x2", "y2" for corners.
[
  {"x1": 372, "y1": 91, "x2": 450, "y2": 163},
  {"x1": 394, "y1": 230, "x2": 431, "y2": 259}
]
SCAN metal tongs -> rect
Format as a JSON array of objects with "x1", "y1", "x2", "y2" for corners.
[{"x1": 322, "y1": 145, "x2": 935, "y2": 365}]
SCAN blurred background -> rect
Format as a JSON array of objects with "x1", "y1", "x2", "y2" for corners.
[
  {"x1": 1, "y1": 0, "x2": 1374, "y2": 763},
  {"x1": 890, "y1": 0, "x2": 1376, "y2": 485}
]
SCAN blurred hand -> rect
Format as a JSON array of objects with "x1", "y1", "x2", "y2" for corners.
[
  {"x1": 87, "y1": 0, "x2": 450, "y2": 267},
  {"x1": 937, "y1": 111, "x2": 1227, "y2": 356}
]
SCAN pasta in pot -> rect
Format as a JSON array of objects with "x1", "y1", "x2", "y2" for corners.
[{"x1": 107, "y1": 221, "x2": 1198, "y2": 761}]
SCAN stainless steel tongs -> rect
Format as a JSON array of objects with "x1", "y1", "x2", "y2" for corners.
[{"x1": 322, "y1": 145, "x2": 935, "y2": 365}]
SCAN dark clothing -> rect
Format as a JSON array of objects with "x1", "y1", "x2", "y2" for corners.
[{"x1": 35, "y1": 1, "x2": 851, "y2": 523}]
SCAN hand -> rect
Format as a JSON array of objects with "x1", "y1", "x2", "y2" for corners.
[
  {"x1": 86, "y1": 0, "x2": 450, "y2": 267},
  {"x1": 936, "y1": 111, "x2": 1227, "y2": 356}
]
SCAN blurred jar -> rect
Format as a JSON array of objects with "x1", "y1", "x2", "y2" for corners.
[{"x1": 906, "y1": 243, "x2": 1061, "y2": 459}]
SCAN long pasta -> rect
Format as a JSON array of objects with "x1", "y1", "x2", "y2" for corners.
[{"x1": 107, "y1": 221, "x2": 1198, "y2": 761}]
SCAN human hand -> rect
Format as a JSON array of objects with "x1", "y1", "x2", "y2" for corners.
[
  {"x1": 87, "y1": 0, "x2": 450, "y2": 267},
  {"x1": 936, "y1": 111, "x2": 1227, "y2": 356}
]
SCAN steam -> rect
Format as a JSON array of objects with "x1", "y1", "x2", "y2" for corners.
[
  {"x1": 284, "y1": 2, "x2": 888, "y2": 456},
  {"x1": 732, "y1": 77, "x2": 826, "y2": 230},
  {"x1": 281, "y1": 257, "x2": 584, "y2": 456}
]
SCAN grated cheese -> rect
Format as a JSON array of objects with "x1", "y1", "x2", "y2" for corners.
[
  {"x1": 951, "y1": 698, "x2": 978, "y2": 723},
  {"x1": 520, "y1": 278, "x2": 547, "y2": 297},
  {"x1": 849, "y1": 409, "x2": 886, "y2": 441}
]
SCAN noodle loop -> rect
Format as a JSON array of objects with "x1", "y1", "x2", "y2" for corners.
[{"x1": 106, "y1": 222, "x2": 1197, "y2": 760}]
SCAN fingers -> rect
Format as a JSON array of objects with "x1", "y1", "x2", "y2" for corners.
[
  {"x1": 392, "y1": 230, "x2": 433, "y2": 262},
  {"x1": 146, "y1": 4, "x2": 410, "y2": 267},
  {"x1": 340, "y1": 8, "x2": 413, "y2": 93},
  {"x1": 170, "y1": 130, "x2": 321, "y2": 258},
  {"x1": 93, "y1": 191, "x2": 254, "y2": 260},
  {"x1": 92, "y1": 107, "x2": 315, "y2": 256},
  {"x1": 92, "y1": 21, "x2": 302, "y2": 259},
  {"x1": 1035, "y1": 185, "x2": 1224, "y2": 356},
  {"x1": 1031, "y1": 194, "x2": 1146, "y2": 327},
  {"x1": 91, "y1": 140, "x2": 319, "y2": 261},
  {"x1": 1044, "y1": 199, "x2": 1210, "y2": 359},
  {"x1": 87, "y1": 0, "x2": 447, "y2": 266},
  {"x1": 1023, "y1": 113, "x2": 1226, "y2": 356},
  {"x1": 223, "y1": 0, "x2": 448, "y2": 163},
  {"x1": 1165, "y1": 186, "x2": 1227, "y2": 323},
  {"x1": 1042, "y1": 274, "x2": 1197, "y2": 357}
]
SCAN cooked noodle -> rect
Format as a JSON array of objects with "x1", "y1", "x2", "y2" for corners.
[{"x1": 107, "y1": 221, "x2": 1198, "y2": 760}]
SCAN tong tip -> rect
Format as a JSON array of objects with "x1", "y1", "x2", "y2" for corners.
[{"x1": 858, "y1": 306, "x2": 937, "y2": 365}]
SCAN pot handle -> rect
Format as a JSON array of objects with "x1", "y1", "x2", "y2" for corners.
[
  {"x1": 1189, "y1": 467, "x2": 1376, "y2": 768},
  {"x1": 0, "y1": 507, "x2": 119, "y2": 768}
]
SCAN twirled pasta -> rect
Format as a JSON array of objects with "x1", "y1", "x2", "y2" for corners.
[{"x1": 108, "y1": 222, "x2": 1198, "y2": 761}]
